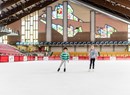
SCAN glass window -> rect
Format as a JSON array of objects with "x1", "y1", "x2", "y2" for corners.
[
  {"x1": 128, "y1": 29, "x2": 130, "y2": 33},
  {"x1": 21, "y1": 26, "x2": 25, "y2": 34},
  {"x1": 40, "y1": 4, "x2": 84, "y2": 37},
  {"x1": 36, "y1": 22, "x2": 38, "y2": 29},
  {"x1": 30, "y1": 17, "x2": 33, "y2": 25},
  {"x1": 36, "y1": 11, "x2": 38, "y2": 20},
  {"x1": 36, "y1": 31, "x2": 38, "y2": 39},
  {"x1": 21, "y1": 11, "x2": 38, "y2": 43},
  {"x1": 57, "y1": 25, "x2": 63, "y2": 35},
  {"x1": 30, "y1": 26, "x2": 33, "y2": 34},
  {"x1": 2, "y1": 36, "x2": 7, "y2": 44},
  {"x1": 128, "y1": 33, "x2": 130, "y2": 37},
  {"x1": 128, "y1": 25, "x2": 130, "y2": 29},
  {"x1": 22, "y1": 19, "x2": 25, "y2": 25}
]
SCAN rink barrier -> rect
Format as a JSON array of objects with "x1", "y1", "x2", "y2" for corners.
[
  {"x1": 27, "y1": 56, "x2": 35, "y2": 61},
  {"x1": 78, "y1": 56, "x2": 89, "y2": 60},
  {"x1": 37, "y1": 56, "x2": 44, "y2": 60},
  {"x1": 14, "y1": 56, "x2": 24, "y2": 62},
  {"x1": 0, "y1": 55, "x2": 9, "y2": 62},
  {"x1": 116, "y1": 56, "x2": 130, "y2": 60},
  {"x1": 1, "y1": 55, "x2": 130, "y2": 62}
]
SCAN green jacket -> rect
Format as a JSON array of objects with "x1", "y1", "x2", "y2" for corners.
[{"x1": 60, "y1": 52, "x2": 70, "y2": 60}]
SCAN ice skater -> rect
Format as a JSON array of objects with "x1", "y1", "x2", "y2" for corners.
[
  {"x1": 88, "y1": 45, "x2": 98, "y2": 72},
  {"x1": 57, "y1": 47, "x2": 70, "y2": 72}
]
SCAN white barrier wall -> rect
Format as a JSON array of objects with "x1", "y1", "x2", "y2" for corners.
[
  {"x1": 110, "y1": 56, "x2": 116, "y2": 60},
  {"x1": 24, "y1": 56, "x2": 27, "y2": 61},
  {"x1": 35, "y1": 56, "x2": 38, "y2": 61},
  {"x1": 44, "y1": 57, "x2": 49, "y2": 61},
  {"x1": 9, "y1": 56, "x2": 14, "y2": 62}
]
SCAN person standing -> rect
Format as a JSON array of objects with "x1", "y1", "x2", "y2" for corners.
[
  {"x1": 88, "y1": 45, "x2": 98, "y2": 72},
  {"x1": 57, "y1": 47, "x2": 70, "y2": 72}
]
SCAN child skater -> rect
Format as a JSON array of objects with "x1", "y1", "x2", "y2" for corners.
[
  {"x1": 88, "y1": 45, "x2": 98, "y2": 72},
  {"x1": 57, "y1": 47, "x2": 70, "y2": 72}
]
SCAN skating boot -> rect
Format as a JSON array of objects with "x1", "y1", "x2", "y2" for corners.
[
  {"x1": 64, "y1": 68, "x2": 66, "y2": 72},
  {"x1": 57, "y1": 68, "x2": 60, "y2": 72}
]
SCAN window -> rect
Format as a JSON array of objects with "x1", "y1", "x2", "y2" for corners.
[
  {"x1": 128, "y1": 25, "x2": 130, "y2": 41},
  {"x1": 21, "y1": 11, "x2": 38, "y2": 43},
  {"x1": 1, "y1": 36, "x2": 8, "y2": 44},
  {"x1": 40, "y1": 4, "x2": 83, "y2": 37},
  {"x1": 96, "y1": 24, "x2": 117, "y2": 38}
]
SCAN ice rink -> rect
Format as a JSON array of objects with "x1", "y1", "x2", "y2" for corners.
[{"x1": 0, "y1": 60, "x2": 130, "y2": 95}]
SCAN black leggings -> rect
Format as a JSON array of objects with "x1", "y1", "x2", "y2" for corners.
[{"x1": 89, "y1": 58, "x2": 95, "y2": 69}]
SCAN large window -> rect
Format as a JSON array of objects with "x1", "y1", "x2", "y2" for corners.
[
  {"x1": 21, "y1": 11, "x2": 38, "y2": 43},
  {"x1": 96, "y1": 24, "x2": 117, "y2": 38},
  {"x1": 0, "y1": 36, "x2": 7, "y2": 44},
  {"x1": 40, "y1": 4, "x2": 83, "y2": 37}
]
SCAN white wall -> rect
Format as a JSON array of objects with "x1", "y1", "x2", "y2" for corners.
[
  {"x1": 67, "y1": 47, "x2": 75, "y2": 52},
  {"x1": 115, "y1": 45, "x2": 126, "y2": 51},
  {"x1": 94, "y1": 46, "x2": 100, "y2": 52},
  {"x1": 76, "y1": 46, "x2": 87, "y2": 52},
  {"x1": 51, "y1": 47, "x2": 62, "y2": 52}
]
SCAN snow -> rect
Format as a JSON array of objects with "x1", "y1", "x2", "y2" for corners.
[{"x1": 0, "y1": 60, "x2": 130, "y2": 95}]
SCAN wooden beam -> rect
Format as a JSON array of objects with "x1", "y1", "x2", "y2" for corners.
[
  {"x1": 0, "y1": 0, "x2": 20, "y2": 9},
  {"x1": 0, "y1": 0, "x2": 58, "y2": 25},
  {"x1": 112, "y1": 0, "x2": 130, "y2": 8},
  {"x1": 89, "y1": 0, "x2": 130, "y2": 17},
  {"x1": 0, "y1": 0, "x2": 41, "y2": 20}
]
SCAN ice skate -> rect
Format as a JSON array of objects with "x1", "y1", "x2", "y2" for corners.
[
  {"x1": 57, "y1": 68, "x2": 60, "y2": 72},
  {"x1": 64, "y1": 68, "x2": 66, "y2": 72}
]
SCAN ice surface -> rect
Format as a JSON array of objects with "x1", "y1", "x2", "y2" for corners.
[{"x1": 0, "y1": 60, "x2": 130, "y2": 95}]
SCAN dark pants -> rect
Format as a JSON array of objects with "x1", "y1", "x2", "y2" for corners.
[{"x1": 89, "y1": 58, "x2": 95, "y2": 69}]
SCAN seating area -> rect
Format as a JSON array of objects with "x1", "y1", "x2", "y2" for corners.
[
  {"x1": 52, "y1": 52, "x2": 88, "y2": 56},
  {"x1": 100, "y1": 52, "x2": 130, "y2": 56},
  {"x1": 0, "y1": 43, "x2": 23, "y2": 55},
  {"x1": 51, "y1": 51, "x2": 130, "y2": 60},
  {"x1": 52, "y1": 51, "x2": 130, "y2": 57}
]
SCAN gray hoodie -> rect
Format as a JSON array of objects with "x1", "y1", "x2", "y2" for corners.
[{"x1": 89, "y1": 49, "x2": 98, "y2": 58}]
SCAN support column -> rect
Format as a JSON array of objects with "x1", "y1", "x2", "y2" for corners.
[
  {"x1": 46, "y1": 6, "x2": 52, "y2": 42},
  {"x1": 63, "y1": 1, "x2": 68, "y2": 42},
  {"x1": 90, "y1": 11, "x2": 96, "y2": 42},
  {"x1": 74, "y1": 46, "x2": 76, "y2": 52}
]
